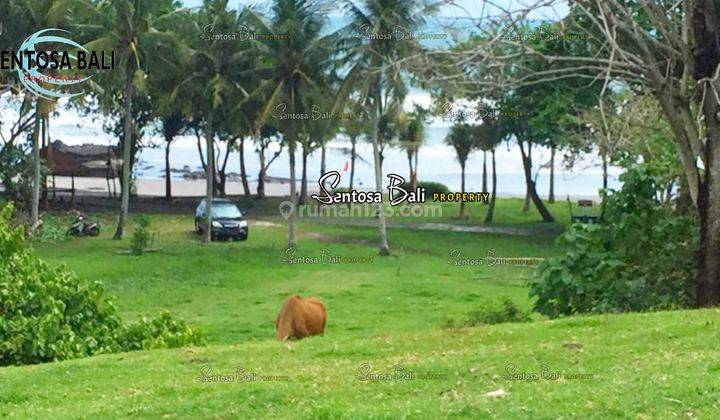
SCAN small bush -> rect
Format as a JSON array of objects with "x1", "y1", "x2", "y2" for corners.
[
  {"x1": 0, "y1": 203, "x2": 203, "y2": 366},
  {"x1": 417, "y1": 181, "x2": 450, "y2": 196},
  {"x1": 118, "y1": 311, "x2": 205, "y2": 351},
  {"x1": 130, "y1": 214, "x2": 151, "y2": 255},
  {"x1": 444, "y1": 297, "x2": 531, "y2": 328},
  {"x1": 30, "y1": 215, "x2": 67, "y2": 244},
  {"x1": 530, "y1": 166, "x2": 697, "y2": 318}
]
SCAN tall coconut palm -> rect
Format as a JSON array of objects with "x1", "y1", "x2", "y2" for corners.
[
  {"x1": 159, "y1": 113, "x2": 187, "y2": 199},
  {"x1": 477, "y1": 117, "x2": 504, "y2": 224},
  {"x1": 339, "y1": 100, "x2": 368, "y2": 192},
  {"x1": 255, "y1": 124, "x2": 282, "y2": 199},
  {"x1": 146, "y1": 9, "x2": 194, "y2": 201},
  {"x1": 81, "y1": 0, "x2": 183, "y2": 239},
  {"x1": 399, "y1": 104, "x2": 426, "y2": 190},
  {"x1": 250, "y1": 0, "x2": 331, "y2": 248},
  {"x1": 169, "y1": 1, "x2": 259, "y2": 242},
  {"x1": 9, "y1": 0, "x2": 78, "y2": 229},
  {"x1": 334, "y1": 0, "x2": 439, "y2": 255}
]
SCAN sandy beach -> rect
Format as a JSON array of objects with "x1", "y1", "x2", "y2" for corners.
[
  {"x1": 48, "y1": 176, "x2": 322, "y2": 197},
  {"x1": 42, "y1": 176, "x2": 600, "y2": 201}
]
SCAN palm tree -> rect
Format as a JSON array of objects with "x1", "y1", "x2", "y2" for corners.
[
  {"x1": 476, "y1": 117, "x2": 504, "y2": 223},
  {"x1": 334, "y1": 0, "x2": 439, "y2": 255},
  {"x1": 82, "y1": 0, "x2": 183, "y2": 239},
  {"x1": 445, "y1": 123, "x2": 476, "y2": 219},
  {"x1": 250, "y1": 0, "x2": 331, "y2": 248},
  {"x1": 339, "y1": 101, "x2": 368, "y2": 192},
  {"x1": 146, "y1": 9, "x2": 194, "y2": 201},
  {"x1": 168, "y1": 1, "x2": 259, "y2": 242},
  {"x1": 9, "y1": 0, "x2": 78, "y2": 229},
  {"x1": 255, "y1": 124, "x2": 282, "y2": 199},
  {"x1": 399, "y1": 104, "x2": 426, "y2": 190},
  {"x1": 158, "y1": 113, "x2": 187, "y2": 199}
]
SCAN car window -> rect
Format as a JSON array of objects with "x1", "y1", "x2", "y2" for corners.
[{"x1": 211, "y1": 204, "x2": 242, "y2": 218}]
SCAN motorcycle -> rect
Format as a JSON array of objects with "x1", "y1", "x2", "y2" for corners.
[{"x1": 67, "y1": 213, "x2": 100, "y2": 237}]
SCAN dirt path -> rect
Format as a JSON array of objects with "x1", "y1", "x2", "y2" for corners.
[{"x1": 304, "y1": 218, "x2": 562, "y2": 237}]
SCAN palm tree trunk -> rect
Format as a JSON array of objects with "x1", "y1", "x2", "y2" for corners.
[
  {"x1": 239, "y1": 137, "x2": 250, "y2": 198},
  {"x1": 114, "y1": 75, "x2": 133, "y2": 239},
  {"x1": 299, "y1": 145, "x2": 308, "y2": 205},
  {"x1": 288, "y1": 135, "x2": 297, "y2": 248},
  {"x1": 215, "y1": 144, "x2": 226, "y2": 197},
  {"x1": 204, "y1": 113, "x2": 214, "y2": 243},
  {"x1": 30, "y1": 101, "x2": 41, "y2": 229},
  {"x1": 257, "y1": 141, "x2": 266, "y2": 199},
  {"x1": 164, "y1": 138, "x2": 172, "y2": 199},
  {"x1": 482, "y1": 150, "x2": 488, "y2": 192},
  {"x1": 196, "y1": 132, "x2": 207, "y2": 171},
  {"x1": 407, "y1": 149, "x2": 413, "y2": 186},
  {"x1": 372, "y1": 95, "x2": 390, "y2": 256},
  {"x1": 349, "y1": 137, "x2": 357, "y2": 190},
  {"x1": 459, "y1": 161, "x2": 466, "y2": 219},
  {"x1": 548, "y1": 144, "x2": 556, "y2": 203},
  {"x1": 413, "y1": 149, "x2": 419, "y2": 190},
  {"x1": 484, "y1": 148, "x2": 497, "y2": 224},
  {"x1": 320, "y1": 144, "x2": 327, "y2": 176}
]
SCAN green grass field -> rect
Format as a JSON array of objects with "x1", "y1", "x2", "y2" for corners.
[{"x1": 1, "y1": 199, "x2": 718, "y2": 418}]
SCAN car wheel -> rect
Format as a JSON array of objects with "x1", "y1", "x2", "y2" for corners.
[
  {"x1": 239, "y1": 232, "x2": 248, "y2": 241},
  {"x1": 195, "y1": 220, "x2": 202, "y2": 234}
]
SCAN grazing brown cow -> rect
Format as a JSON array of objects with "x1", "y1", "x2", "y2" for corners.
[{"x1": 275, "y1": 295, "x2": 327, "y2": 341}]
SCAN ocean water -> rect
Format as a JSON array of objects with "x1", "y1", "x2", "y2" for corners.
[{"x1": 135, "y1": 127, "x2": 620, "y2": 199}]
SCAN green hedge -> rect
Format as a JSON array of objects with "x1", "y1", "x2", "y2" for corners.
[{"x1": 0, "y1": 203, "x2": 204, "y2": 366}]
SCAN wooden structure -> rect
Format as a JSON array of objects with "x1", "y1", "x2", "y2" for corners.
[{"x1": 41, "y1": 140, "x2": 122, "y2": 203}]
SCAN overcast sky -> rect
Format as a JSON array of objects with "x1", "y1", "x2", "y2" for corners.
[
  {"x1": 0, "y1": 0, "x2": 595, "y2": 185},
  {"x1": 180, "y1": 0, "x2": 568, "y2": 21}
]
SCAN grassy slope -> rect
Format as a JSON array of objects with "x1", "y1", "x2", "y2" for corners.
[
  {"x1": 2, "y1": 310, "x2": 719, "y2": 418},
  {"x1": 28, "y1": 212, "x2": 556, "y2": 344},
  {"x1": 2, "y1": 200, "x2": 717, "y2": 418},
  {"x1": 296, "y1": 197, "x2": 580, "y2": 227}
]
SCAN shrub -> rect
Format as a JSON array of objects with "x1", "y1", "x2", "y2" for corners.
[
  {"x1": 0, "y1": 203, "x2": 203, "y2": 366},
  {"x1": 444, "y1": 297, "x2": 531, "y2": 328},
  {"x1": 0, "y1": 144, "x2": 33, "y2": 203},
  {"x1": 417, "y1": 181, "x2": 450, "y2": 196},
  {"x1": 118, "y1": 311, "x2": 205, "y2": 351},
  {"x1": 30, "y1": 215, "x2": 67, "y2": 244},
  {"x1": 530, "y1": 166, "x2": 697, "y2": 318},
  {"x1": 465, "y1": 297, "x2": 532, "y2": 325},
  {"x1": 130, "y1": 214, "x2": 151, "y2": 255}
]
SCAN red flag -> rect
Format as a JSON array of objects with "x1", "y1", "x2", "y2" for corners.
[{"x1": 343, "y1": 161, "x2": 349, "y2": 171}]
